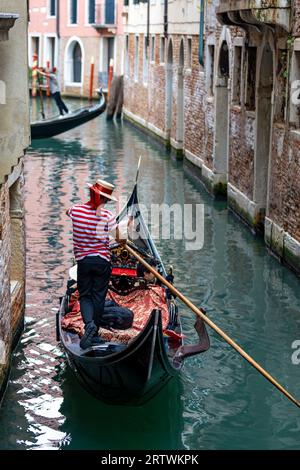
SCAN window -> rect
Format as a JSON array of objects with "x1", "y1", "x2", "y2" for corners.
[
  {"x1": 233, "y1": 46, "x2": 242, "y2": 105},
  {"x1": 73, "y1": 42, "x2": 82, "y2": 82},
  {"x1": 70, "y1": 0, "x2": 78, "y2": 24},
  {"x1": 151, "y1": 36, "x2": 155, "y2": 62},
  {"x1": 49, "y1": 0, "x2": 56, "y2": 16},
  {"x1": 125, "y1": 35, "x2": 129, "y2": 76},
  {"x1": 290, "y1": 50, "x2": 300, "y2": 127},
  {"x1": 187, "y1": 38, "x2": 192, "y2": 68},
  {"x1": 245, "y1": 46, "x2": 257, "y2": 111},
  {"x1": 160, "y1": 37, "x2": 165, "y2": 64},
  {"x1": 87, "y1": 0, "x2": 95, "y2": 24},
  {"x1": 134, "y1": 36, "x2": 139, "y2": 81},
  {"x1": 207, "y1": 45, "x2": 215, "y2": 96},
  {"x1": 45, "y1": 36, "x2": 56, "y2": 68},
  {"x1": 31, "y1": 36, "x2": 41, "y2": 66},
  {"x1": 219, "y1": 41, "x2": 229, "y2": 77},
  {"x1": 105, "y1": 0, "x2": 115, "y2": 24},
  {"x1": 143, "y1": 36, "x2": 148, "y2": 83}
]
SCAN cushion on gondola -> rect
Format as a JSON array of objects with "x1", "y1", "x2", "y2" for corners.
[{"x1": 61, "y1": 285, "x2": 169, "y2": 344}]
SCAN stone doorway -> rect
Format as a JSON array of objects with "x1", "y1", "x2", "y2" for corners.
[
  {"x1": 214, "y1": 40, "x2": 230, "y2": 180},
  {"x1": 166, "y1": 40, "x2": 173, "y2": 138},
  {"x1": 254, "y1": 42, "x2": 274, "y2": 219},
  {"x1": 176, "y1": 39, "x2": 184, "y2": 146}
]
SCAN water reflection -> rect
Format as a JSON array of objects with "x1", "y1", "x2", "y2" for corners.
[{"x1": 59, "y1": 367, "x2": 184, "y2": 450}]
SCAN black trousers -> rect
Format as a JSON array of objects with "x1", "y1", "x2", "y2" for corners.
[
  {"x1": 52, "y1": 91, "x2": 69, "y2": 115},
  {"x1": 77, "y1": 256, "x2": 112, "y2": 328}
]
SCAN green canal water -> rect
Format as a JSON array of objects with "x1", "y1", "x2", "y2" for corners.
[{"x1": 0, "y1": 99, "x2": 299, "y2": 450}]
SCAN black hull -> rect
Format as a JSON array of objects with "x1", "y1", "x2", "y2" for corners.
[
  {"x1": 31, "y1": 94, "x2": 106, "y2": 139},
  {"x1": 59, "y1": 299, "x2": 181, "y2": 405},
  {"x1": 58, "y1": 178, "x2": 210, "y2": 405}
]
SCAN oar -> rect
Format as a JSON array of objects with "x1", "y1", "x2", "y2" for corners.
[
  {"x1": 37, "y1": 70, "x2": 45, "y2": 119},
  {"x1": 125, "y1": 243, "x2": 300, "y2": 409}
]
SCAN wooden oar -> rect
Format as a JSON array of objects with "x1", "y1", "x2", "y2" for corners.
[
  {"x1": 37, "y1": 70, "x2": 45, "y2": 119},
  {"x1": 125, "y1": 243, "x2": 300, "y2": 409}
]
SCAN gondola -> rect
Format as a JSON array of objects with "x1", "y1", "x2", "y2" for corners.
[
  {"x1": 57, "y1": 176, "x2": 210, "y2": 406},
  {"x1": 31, "y1": 92, "x2": 106, "y2": 140}
]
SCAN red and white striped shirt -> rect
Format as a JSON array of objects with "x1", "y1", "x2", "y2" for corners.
[{"x1": 68, "y1": 202, "x2": 117, "y2": 262}]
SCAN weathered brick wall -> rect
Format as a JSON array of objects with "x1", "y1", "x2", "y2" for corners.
[
  {"x1": 0, "y1": 183, "x2": 12, "y2": 388},
  {"x1": 229, "y1": 108, "x2": 255, "y2": 199},
  {"x1": 293, "y1": 0, "x2": 300, "y2": 37},
  {"x1": 268, "y1": 127, "x2": 300, "y2": 243},
  {"x1": 124, "y1": 34, "x2": 166, "y2": 130},
  {"x1": 0, "y1": 168, "x2": 26, "y2": 395},
  {"x1": 124, "y1": 32, "x2": 215, "y2": 168},
  {"x1": 183, "y1": 36, "x2": 211, "y2": 165}
]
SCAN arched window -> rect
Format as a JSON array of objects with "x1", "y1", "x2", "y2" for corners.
[
  {"x1": 73, "y1": 43, "x2": 82, "y2": 83},
  {"x1": 219, "y1": 41, "x2": 229, "y2": 77},
  {"x1": 65, "y1": 39, "x2": 83, "y2": 85}
]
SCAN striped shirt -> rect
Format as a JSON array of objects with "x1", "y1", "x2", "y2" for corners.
[{"x1": 68, "y1": 202, "x2": 117, "y2": 262}]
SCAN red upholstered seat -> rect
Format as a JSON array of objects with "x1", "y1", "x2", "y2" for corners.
[{"x1": 61, "y1": 285, "x2": 169, "y2": 344}]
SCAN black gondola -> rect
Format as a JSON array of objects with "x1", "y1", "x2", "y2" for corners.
[
  {"x1": 31, "y1": 93, "x2": 106, "y2": 140},
  {"x1": 58, "y1": 175, "x2": 210, "y2": 406}
]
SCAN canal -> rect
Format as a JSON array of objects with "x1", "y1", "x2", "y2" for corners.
[{"x1": 0, "y1": 99, "x2": 299, "y2": 449}]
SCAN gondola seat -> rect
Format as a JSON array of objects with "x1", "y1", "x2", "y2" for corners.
[{"x1": 61, "y1": 285, "x2": 169, "y2": 344}]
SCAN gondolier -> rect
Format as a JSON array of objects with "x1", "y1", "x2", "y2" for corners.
[
  {"x1": 37, "y1": 67, "x2": 69, "y2": 117},
  {"x1": 67, "y1": 179, "x2": 124, "y2": 349}
]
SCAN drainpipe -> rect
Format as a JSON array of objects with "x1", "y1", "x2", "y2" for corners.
[
  {"x1": 164, "y1": 0, "x2": 168, "y2": 38},
  {"x1": 199, "y1": 0, "x2": 205, "y2": 66},
  {"x1": 147, "y1": 0, "x2": 150, "y2": 47},
  {"x1": 56, "y1": 0, "x2": 60, "y2": 39},
  {"x1": 56, "y1": 0, "x2": 60, "y2": 79}
]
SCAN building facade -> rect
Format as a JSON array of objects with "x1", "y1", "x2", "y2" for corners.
[
  {"x1": 28, "y1": 0, "x2": 125, "y2": 96},
  {"x1": 0, "y1": 1, "x2": 30, "y2": 400},
  {"x1": 123, "y1": 0, "x2": 300, "y2": 275}
]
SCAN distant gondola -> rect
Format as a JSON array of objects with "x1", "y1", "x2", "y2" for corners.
[
  {"x1": 31, "y1": 92, "x2": 106, "y2": 140},
  {"x1": 57, "y1": 177, "x2": 210, "y2": 406}
]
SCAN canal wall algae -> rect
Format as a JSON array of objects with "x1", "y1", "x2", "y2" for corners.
[{"x1": 0, "y1": 2, "x2": 30, "y2": 402}]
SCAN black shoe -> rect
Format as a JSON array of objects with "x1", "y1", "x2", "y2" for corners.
[
  {"x1": 80, "y1": 322, "x2": 97, "y2": 349},
  {"x1": 91, "y1": 336, "x2": 105, "y2": 346}
]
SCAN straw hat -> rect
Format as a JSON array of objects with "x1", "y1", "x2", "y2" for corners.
[{"x1": 87, "y1": 178, "x2": 117, "y2": 202}]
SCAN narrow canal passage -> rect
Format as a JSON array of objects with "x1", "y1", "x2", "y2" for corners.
[{"x1": 0, "y1": 103, "x2": 299, "y2": 449}]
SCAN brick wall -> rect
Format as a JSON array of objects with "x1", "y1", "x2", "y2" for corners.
[
  {"x1": 293, "y1": 0, "x2": 300, "y2": 37},
  {"x1": 229, "y1": 108, "x2": 255, "y2": 199},
  {"x1": 0, "y1": 183, "x2": 11, "y2": 388},
  {"x1": 0, "y1": 167, "x2": 26, "y2": 397},
  {"x1": 268, "y1": 127, "x2": 300, "y2": 244},
  {"x1": 124, "y1": 34, "x2": 166, "y2": 131}
]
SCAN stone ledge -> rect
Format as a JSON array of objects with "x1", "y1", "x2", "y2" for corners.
[
  {"x1": 228, "y1": 183, "x2": 264, "y2": 231},
  {"x1": 184, "y1": 151, "x2": 227, "y2": 197},
  {"x1": 265, "y1": 217, "x2": 300, "y2": 274},
  {"x1": 123, "y1": 108, "x2": 169, "y2": 143},
  {"x1": 184, "y1": 149, "x2": 203, "y2": 169}
]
